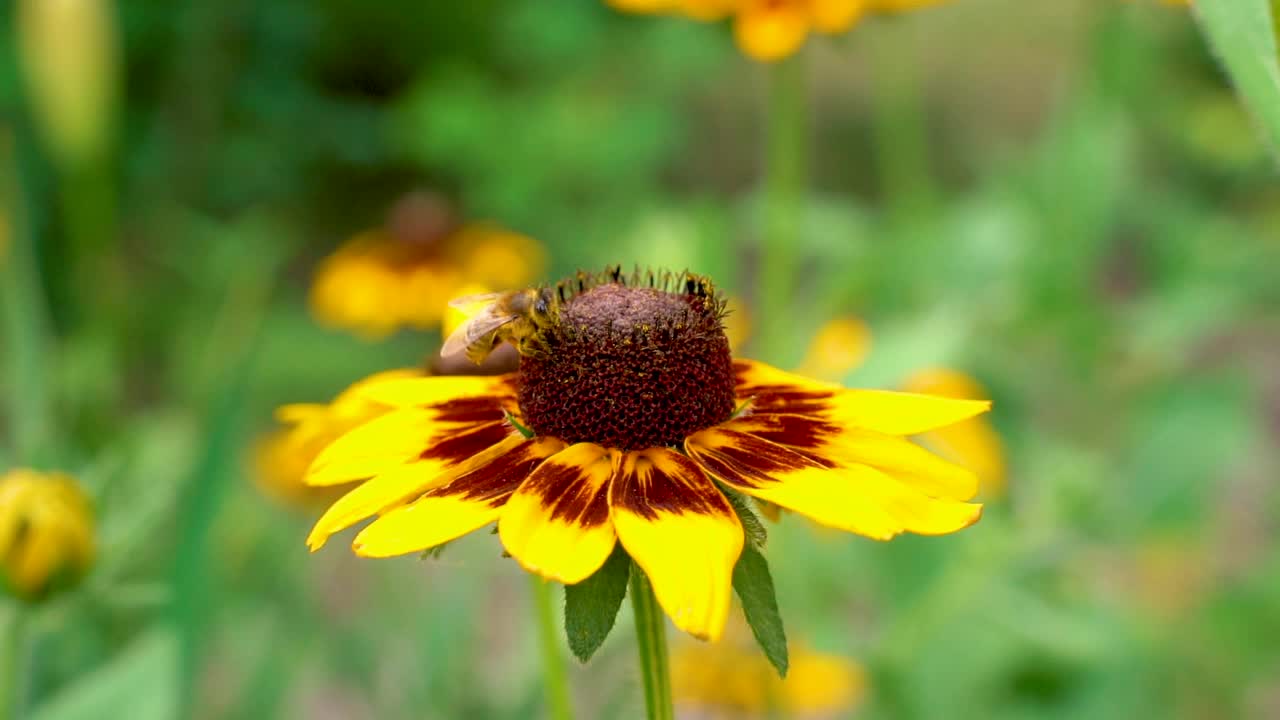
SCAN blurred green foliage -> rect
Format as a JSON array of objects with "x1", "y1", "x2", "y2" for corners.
[{"x1": 2, "y1": 0, "x2": 1280, "y2": 718}]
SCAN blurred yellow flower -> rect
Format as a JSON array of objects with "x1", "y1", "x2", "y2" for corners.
[
  {"x1": 0, "y1": 469, "x2": 95, "y2": 601},
  {"x1": 16, "y1": 0, "x2": 120, "y2": 170},
  {"x1": 255, "y1": 369, "x2": 425, "y2": 508},
  {"x1": 797, "y1": 316, "x2": 871, "y2": 382},
  {"x1": 607, "y1": 0, "x2": 737, "y2": 20},
  {"x1": 902, "y1": 368, "x2": 1006, "y2": 497},
  {"x1": 673, "y1": 629, "x2": 867, "y2": 717},
  {"x1": 609, "y1": 0, "x2": 949, "y2": 62},
  {"x1": 309, "y1": 205, "x2": 545, "y2": 340}
]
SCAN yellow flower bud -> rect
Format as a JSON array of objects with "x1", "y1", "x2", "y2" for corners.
[
  {"x1": 0, "y1": 469, "x2": 95, "y2": 601},
  {"x1": 17, "y1": 0, "x2": 121, "y2": 170}
]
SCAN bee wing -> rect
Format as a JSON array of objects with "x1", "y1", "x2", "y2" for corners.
[
  {"x1": 440, "y1": 306, "x2": 519, "y2": 358},
  {"x1": 447, "y1": 292, "x2": 505, "y2": 313}
]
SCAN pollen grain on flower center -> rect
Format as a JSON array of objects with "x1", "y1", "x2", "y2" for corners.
[{"x1": 517, "y1": 278, "x2": 736, "y2": 451}]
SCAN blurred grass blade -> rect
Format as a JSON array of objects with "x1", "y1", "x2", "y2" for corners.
[
  {"x1": 30, "y1": 630, "x2": 178, "y2": 720},
  {"x1": 0, "y1": 130, "x2": 55, "y2": 463},
  {"x1": 1193, "y1": 0, "x2": 1280, "y2": 155},
  {"x1": 168, "y1": 217, "x2": 287, "y2": 717}
]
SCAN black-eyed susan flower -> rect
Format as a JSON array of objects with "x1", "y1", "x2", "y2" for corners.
[
  {"x1": 903, "y1": 368, "x2": 1006, "y2": 498},
  {"x1": 309, "y1": 194, "x2": 546, "y2": 340},
  {"x1": 305, "y1": 269, "x2": 987, "y2": 641},
  {"x1": 673, "y1": 621, "x2": 866, "y2": 717},
  {"x1": 0, "y1": 469, "x2": 95, "y2": 601}
]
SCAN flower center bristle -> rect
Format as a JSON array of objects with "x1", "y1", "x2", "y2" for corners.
[{"x1": 517, "y1": 270, "x2": 736, "y2": 451}]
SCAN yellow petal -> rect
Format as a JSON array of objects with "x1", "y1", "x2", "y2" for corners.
[
  {"x1": 499, "y1": 443, "x2": 619, "y2": 584},
  {"x1": 810, "y1": 0, "x2": 867, "y2": 33},
  {"x1": 353, "y1": 374, "x2": 515, "y2": 409},
  {"x1": 351, "y1": 437, "x2": 566, "y2": 558},
  {"x1": 734, "y1": 360, "x2": 991, "y2": 435},
  {"x1": 724, "y1": 413, "x2": 978, "y2": 500},
  {"x1": 903, "y1": 368, "x2": 1006, "y2": 496},
  {"x1": 305, "y1": 409, "x2": 510, "y2": 487},
  {"x1": 686, "y1": 427, "x2": 981, "y2": 540},
  {"x1": 610, "y1": 448, "x2": 743, "y2": 641},
  {"x1": 734, "y1": 0, "x2": 810, "y2": 62}
]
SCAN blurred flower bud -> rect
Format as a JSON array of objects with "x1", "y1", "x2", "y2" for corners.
[
  {"x1": 17, "y1": 0, "x2": 121, "y2": 171},
  {"x1": 0, "y1": 469, "x2": 96, "y2": 601}
]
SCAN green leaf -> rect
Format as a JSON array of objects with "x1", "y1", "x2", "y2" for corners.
[
  {"x1": 563, "y1": 545, "x2": 631, "y2": 662},
  {"x1": 31, "y1": 630, "x2": 178, "y2": 720},
  {"x1": 718, "y1": 484, "x2": 768, "y2": 550},
  {"x1": 733, "y1": 544, "x2": 789, "y2": 678},
  {"x1": 1194, "y1": 0, "x2": 1280, "y2": 155}
]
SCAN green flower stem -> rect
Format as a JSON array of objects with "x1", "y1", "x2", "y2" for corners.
[
  {"x1": 0, "y1": 604, "x2": 28, "y2": 720},
  {"x1": 760, "y1": 52, "x2": 808, "y2": 363},
  {"x1": 529, "y1": 575, "x2": 573, "y2": 720},
  {"x1": 869, "y1": 28, "x2": 936, "y2": 233},
  {"x1": 629, "y1": 569, "x2": 672, "y2": 720},
  {"x1": 0, "y1": 134, "x2": 55, "y2": 464}
]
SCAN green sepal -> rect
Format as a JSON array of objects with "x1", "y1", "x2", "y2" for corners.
[
  {"x1": 505, "y1": 411, "x2": 535, "y2": 439},
  {"x1": 718, "y1": 483, "x2": 768, "y2": 550},
  {"x1": 564, "y1": 544, "x2": 631, "y2": 662},
  {"x1": 733, "y1": 543, "x2": 789, "y2": 678}
]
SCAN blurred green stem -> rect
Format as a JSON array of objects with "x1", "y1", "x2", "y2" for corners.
[
  {"x1": 760, "y1": 53, "x2": 808, "y2": 362},
  {"x1": 0, "y1": 605, "x2": 27, "y2": 720},
  {"x1": 530, "y1": 576, "x2": 573, "y2": 720},
  {"x1": 629, "y1": 569, "x2": 672, "y2": 720},
  {"x1": 1, "y1": 135, "x2": 55, "y2": 463},
  {"x1": 869, "y1": 28, "x2": 936, "y2": 232},
  {"x1": 63, "y1": 165, "x2": 118, "y2": 328}
]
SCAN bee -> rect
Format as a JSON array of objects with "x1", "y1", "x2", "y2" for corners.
[{"x1": 440, "y1": 288, "x2": 557, "y2": 364}]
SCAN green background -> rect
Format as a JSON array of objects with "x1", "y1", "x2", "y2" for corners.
[{"x1": 2, "y1": 0, "x2": 1279, "y2": 718}]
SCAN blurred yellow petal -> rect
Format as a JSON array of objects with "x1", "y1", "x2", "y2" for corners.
[
  {"x1": 351, "y1": 437, "x2": 566, "y2": 557},
  {"x1": 499, "y1": 443, "x2": 619, "y2": 584},
  {"x1": 811, "y1": 0, "x2": 868, "y2": 32},
  {"x1": 610, "y1": 449, "x2": 743, "y2": 640},
  {"x1": 607, "y1": 0, "x2": 682, "y2": 14},
  {"x1": 734, "y1": 0, "x2": 811, "y2": 62},
  {"x1": 797, "y1": 316, "x2": 871, "y2": 381},
  {"x1": 452, "y1": 223, "x2": 547, "y2": 290},
  {"x1": 686, "y1": 427, "x2": 981, "y2": 540},
  {"x1": 903, "y1": 368, "x2": 1007, "y2": 496},
  {"x1": 673, "y1": 627, "x2": 867, "y2": 715},
  {"x1": 679, "y1": 0, "x2": 741, "y2": 20},
  {"x1": 873, "y1": 0, "x2": 948, "y2": 10}
]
